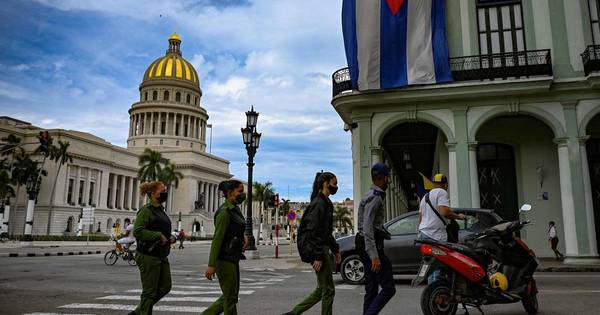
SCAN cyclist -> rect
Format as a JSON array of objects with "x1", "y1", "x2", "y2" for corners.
[{"x1": 117, "y1": 218, "x2": 136, "y2": 253}]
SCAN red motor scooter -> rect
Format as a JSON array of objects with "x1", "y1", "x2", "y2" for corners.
[{"x1": 413, "y1": 204, "x2": 539, "y2": 315}]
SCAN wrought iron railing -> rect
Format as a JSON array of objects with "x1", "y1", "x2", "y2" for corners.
[
  {"x1": 450, "y1": 49, "x2": 552, "y2": 81},
  {"x1": 582, "y1": 45, "x2": 600, "y2": 76},
  {"x1": 331, "y1": 49, "x2": 553, "y2": 97}
]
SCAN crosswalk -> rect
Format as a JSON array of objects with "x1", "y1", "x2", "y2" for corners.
[{"x1": 24, "y1": 268, "x2": 293, "y2": 315}]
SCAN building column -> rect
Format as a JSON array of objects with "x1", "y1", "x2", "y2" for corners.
[
  {"x1": 209, "y1": 183, "x2": 215, "y2": 212},
  {"x1": 110, "y1": 173, "x2": 117, "y2": 209},
  {"x1": 580, "y1": 136, "x2": 599, "y2": 257},
  {"x1": 135, "y1": 179, "x2": 141, "y2": 209},
  {"x1": 127, "y1": 177, "x2": 134, "y2": 210},
  {"x1": 94, "y1": 170, "x2": 102, "y2": 207},
  {"x1": 118, "y1": 175, "x2": 125, "y2": 209},
  {"x1": 204, "y1": 182, "x2": 210, "y2": 212},
  {"x1": 468, "y1": 142, "x2": 480, "y2": 208},
  {"x1": 82, "y1": 168, "x2": 90, "y2": 206},
  {"x1": 150, "y1": 112, "x2": 154, "y2": 135},
  {"x1": 187, "y1": 115, "x2": 191, "y2": 138},
  {"x1": 157, "y1": 112, "x2": 162, "y2": 135},
  {"x1": 213, "y1": 184, "x2": 218, "y2": 211},
  {"x1": 452, "y1": 108, "x2": 472, "y2": 207},
  {"x1": 73, "y1": 166, "x2": 81, "y2": 205},
  {"x1": 180, "y1": 114, "x2": 184, "y2": 137},
  {"x1": 446, "y1": 143, "x2": 459, "y2": 208}
]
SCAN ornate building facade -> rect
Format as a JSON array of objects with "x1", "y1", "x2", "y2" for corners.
[{"x1": 0, "y1": 34, "x2": 246, "y2": 237}]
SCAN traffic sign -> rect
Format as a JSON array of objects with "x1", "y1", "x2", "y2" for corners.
[{"x1": 287, "y1": 210, "x2": 296, "y2": 221}]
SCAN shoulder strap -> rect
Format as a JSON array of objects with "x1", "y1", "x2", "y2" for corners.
[{"x1": 425, "y1": 193, "x2": 447, "y2": 226}]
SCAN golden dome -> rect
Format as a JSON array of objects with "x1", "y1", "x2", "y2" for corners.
[{"x1": 142, "y1": 34, "x2": 200, "y2": 88}]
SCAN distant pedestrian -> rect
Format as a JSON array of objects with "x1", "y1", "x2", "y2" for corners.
[
  {"x1": 357, "y1": 163, "x2": 396, "y2": 315},
  {"x1": 131, "y1": 181, "x2": 175, "y2": 315},
  {"x1": 283, "y1": 171, "x2": 341, "y2": 315},
  {"x1": 202, "y1": 180, "x2": 248, "y2": 315},
  {"x1": 548, "y1": 221, "x2": 565, "y2": 260},
  {"x1": 178, "y1": 229, "x2": 186, "y2": 250}
]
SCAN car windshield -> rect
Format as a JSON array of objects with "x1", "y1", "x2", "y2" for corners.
[{"x1": 461, "y1": 212, "x2": 501, "y2": 232}]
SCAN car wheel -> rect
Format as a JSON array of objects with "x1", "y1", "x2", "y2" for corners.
[{"x1": 340, "y1": 254, "x2": 365, "y2": 285}]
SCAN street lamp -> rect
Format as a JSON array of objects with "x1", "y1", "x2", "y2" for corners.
[{"x1": 241, "y1": 106, "x2": 261, "y2": 251}]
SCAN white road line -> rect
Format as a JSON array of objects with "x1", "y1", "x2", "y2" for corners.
[
  {"x1": 266, "y1": 278, "x2": 285, "y2": 282},
  {"x1": 59, "y1": 303, "x2": 206, "y2": 313},
  {"x1": 24, "y1": 313, "x2": 93, "y2": 315},
  {"x1": 126, "y1": 289, "x2": 255, "y2": 295},
  {"x1": 540, "y1": 290, "x2": 600, "y2": 294},
  {"x1": 535, "y1": 274, "x2": 600, "y2": 278},
  {"x1": 172, "y1": 285, "x2": 265, "y2": 289},
  {"x1": 335, "y1": 284, "x2": 357, "y2": 290},
  {"x1": 97, "y1": 295, "x2": 218, "y2": 302}
]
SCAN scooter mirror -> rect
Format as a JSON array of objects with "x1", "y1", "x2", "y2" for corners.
[{"x1": 520, "y1": 204, "x2": 532, "y2": 212}]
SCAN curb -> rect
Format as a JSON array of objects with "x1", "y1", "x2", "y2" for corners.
[
  {"x1": 538, "y1": 266, "x2": 600, "y2": 272},
  {"x1": 0, "y1": 250, "x2": 103, "y2": 258}
]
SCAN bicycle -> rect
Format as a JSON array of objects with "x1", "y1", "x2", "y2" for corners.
[{"x1": 104, "y1": 237, "x2": 137, "y2": 266}]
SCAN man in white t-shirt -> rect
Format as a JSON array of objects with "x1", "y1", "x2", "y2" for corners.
[
  {"x1": 117, "y1": 218, "x2": 136, "y2": 251},
  {"x1": 417, "y1": 174, "x2": 464, "y2": 283}
]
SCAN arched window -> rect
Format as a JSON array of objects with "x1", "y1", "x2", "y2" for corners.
[
  {"x1": 65, "y1": 216, "x2": 74, "y2": 233},
  {"x1": 195, "y1": 97, "x2": 198, "y2": 105},
  {"x1": 176, "y1": 92, "x2": 181, "y2": 102},
  {"x1": 164, "y1": 90, "x2": 169, "y2": 101},
  {"x1": 106, "y1": 218, "x2": 113, "y2": 231},
  {"x1": 186, "y1": 94, "x2": 191, "y2": 104},
  {"x1": 144, "y1": 92, "x2": 148, "y2": 101},
  {"x1": 152, "y1": 91, "x2": 158, "y2": 100}
]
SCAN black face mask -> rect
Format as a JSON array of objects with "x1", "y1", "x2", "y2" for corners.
[
  {"x1": 158, "y1": 191, "x2": 168, "y2": 203},
  {"x1": 328, "y1": 185, "x2": 338, "y2": 195}
]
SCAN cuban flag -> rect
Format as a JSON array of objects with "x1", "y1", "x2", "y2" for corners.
[{"x1": 342, "y1": 0, "x2": 453, "y2": 91}]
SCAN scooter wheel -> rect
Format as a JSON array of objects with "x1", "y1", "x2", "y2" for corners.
[
  {"x1": 420, "y1": 280, "x2": 458, "y2": 315},
  {"x1": 522, "y1": 279, "x2": 539, "y2": 314}
]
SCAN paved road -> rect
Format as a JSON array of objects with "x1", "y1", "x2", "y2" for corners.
[{"x1": 1, "y1": 243, "x2": 600, "y2": 314}]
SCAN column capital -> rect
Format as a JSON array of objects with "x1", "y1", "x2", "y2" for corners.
[
  {"x1": 452, "y1": 106, "x2": 468, "y2": 116},
  {"x1": 350, "y1": 111, "x2": 372, "y2": 122},
  {"x1": 578, "y1": 135, "x2": 591, "y2": 145},
  {"x1": 561, "y1": 100, "x2": 579, "y2": 110},
  {"x1": 553, "y1": 137, "x2": 569, "y2": 147},
  {"x1": 445, "y1": 142, "x2": 457, "y2": 152},
  {"x1": 468, "y1": 141, "x2": 479, "y2": 151}
]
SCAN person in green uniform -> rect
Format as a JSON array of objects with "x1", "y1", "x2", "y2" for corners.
[
  {"x1": 130, "y1": 181, "x2": 175, "y2": 315},
  {"x1": 283, "y1": 171, "x2": 341, "y2": 315},
  {"x1": 202, "y1": 179, "x2": 248, "y2": 315}
]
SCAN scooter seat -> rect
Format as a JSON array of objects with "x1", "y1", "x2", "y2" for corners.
[{"x1": 445, "y1": 243, "x2": 489, "y2": 266}]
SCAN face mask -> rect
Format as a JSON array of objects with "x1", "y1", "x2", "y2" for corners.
[
  {"x1": 328, "y1": 185, "x2": 338, "y2": 195},
  {"x1": 235, "y1": 192, "x2": 247, "y2": 205},
  {"x1": 158, "y1": 191, "x2": 168, "y2": 203}
]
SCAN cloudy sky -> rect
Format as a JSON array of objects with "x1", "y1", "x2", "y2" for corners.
[{"x1": 0, "y1": 0, "x2": 352, "y2": 201}]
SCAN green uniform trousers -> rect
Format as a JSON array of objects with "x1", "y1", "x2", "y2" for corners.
[
  {"x1": 291, "y1": 254, "x2": 335, "y2": 315},
  {"x1": 202, "y1": 260, "x2": 240, "y2": 315},
  {"x1": 134, "y1": 252, "x2": 172, "y2": 315}
]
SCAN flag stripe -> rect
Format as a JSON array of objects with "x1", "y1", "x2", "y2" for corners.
[
  {"x1": 379, "y1": 0, "x2": 408, "y2": 89},
  {"x1": 431, "y1": 0, "x2": 453, "y2": 83},
  {"x1": 407, "y1": 0, "x2": 435, "y2": 84},
  {"x1": 342, "y1": 0, "x2": 359, "y2": 90},
  {"x1": 357, "y1": 0, "x2": 381, "y2": 90}
]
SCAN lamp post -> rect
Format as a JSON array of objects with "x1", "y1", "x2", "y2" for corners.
[
  {"x1": 23, "y1": 171, "x2": 42, "y2": 245},
  {"x1": 241, "y1": 106, "x2": 261, "y2": 252}
]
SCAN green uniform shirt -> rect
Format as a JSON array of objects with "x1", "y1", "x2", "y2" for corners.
[
  {"x1": 134, "y1": 200, "x2": 170, "y2": 258},
  {"x1": 208, "y1": 200, "x2": 239, "y2": 267}
]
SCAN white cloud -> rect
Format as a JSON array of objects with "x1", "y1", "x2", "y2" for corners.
[{"x1": 206, "y1": 76, "x2": 250, "y2": 101}]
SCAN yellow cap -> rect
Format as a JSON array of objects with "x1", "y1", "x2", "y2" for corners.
[{"x1": 490, "y1": 272, "x2": 509, "y2": 291}]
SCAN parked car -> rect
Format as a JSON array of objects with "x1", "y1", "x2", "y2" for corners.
[{"x1": 335, "y1": 208, "x2": 503, "y2": 284}]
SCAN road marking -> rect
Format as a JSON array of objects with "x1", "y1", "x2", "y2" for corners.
[
  {"x1": 266, "y1": 278, "x2": 285, "y2": 282},
  {"x1": 24, "y1": 313, "x2": 93, "y2": 315},
  {"x1": 97, "y1": 295, "x2": 218, "y2": 302},
  {"x1": 172, "y1": 285, "x2": 265, "y2": 289},
  {"x1": 535, "y1": 274, "x2": 600, "y2": 278},
  {"x1": 335, "y1": 284, "x2": 357, "y2": 290},
  {"x1": 540, "y1": 290, "x2": 600, "y2": 294},
  {"x1": 126, "y1": 289, "x2": 255, "y2": 295},
  {"x1": 60, "y1": 303, "x2": 206, "y2": 312}
]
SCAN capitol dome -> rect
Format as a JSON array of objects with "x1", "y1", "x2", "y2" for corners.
[{"x1": 141, "y1": 33, "x2": 201, "y2": 94}]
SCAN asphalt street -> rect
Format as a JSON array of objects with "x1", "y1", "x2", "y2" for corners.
[{"x1": 1, "y1": 242, "x2": 600, "y2": 315}]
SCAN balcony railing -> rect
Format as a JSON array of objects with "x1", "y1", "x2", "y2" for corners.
[
  {"x1": 582, "y1": 45, "x2": 600, "y2": 76},
  {"x1": 332, "y1": 49, "x2": 553, "y2": 97}
]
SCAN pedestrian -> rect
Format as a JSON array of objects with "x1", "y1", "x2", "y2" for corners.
[
  {"x1": 356, "y1": 163, "x2": 396, "y2": 315},
  {"x1": 283, "y1": 171, "x2": 341, "y2": 315},
  {"x1": 178, "y1": 229, "x2": 186, "y2": 250},
  {"x1": 417, "y1": 173, "x2": 464, "y2": 283},
  {"x1": 131, "y1": 181, "x2": 175, "y2": 315},
  {"x1": 202, "y1": 179, "x2": 248, "y2": 315},
  {"x1": 548, "y1": 221, "x2": 565, "y2": 260}
]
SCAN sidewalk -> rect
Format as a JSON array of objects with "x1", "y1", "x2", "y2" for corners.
[{"x1": 537, "y1": 258, "x2": 600, "y2": 272}]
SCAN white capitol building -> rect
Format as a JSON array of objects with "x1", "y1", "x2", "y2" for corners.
[{"x1": 0, "y1": 34, "x2": 256, "y2": 237}]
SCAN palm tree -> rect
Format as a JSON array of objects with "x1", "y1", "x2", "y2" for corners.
[
  {"x1": 333, "y1": 206, "x2": 353, "y2": 232},
  {"x1": 0, "y1": 168, "x2": 15, "y2": 201},
  {"x1": 158, "y1": 161, "x2": 183, "y2": 188},
  {"x1": 137, "y1": 148, "x2": 166, "y2": 182},
  {"x1": 253, "y1": 181, "x2": 274, "y2": 218},
  {"x1": 0, "y1": 134, "x2": 22, "y2": 159},
  {"x1": 49, "y1": 140, "x2": 73, "y2": 205}
]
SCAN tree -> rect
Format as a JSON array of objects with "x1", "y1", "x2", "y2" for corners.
[
  {"x1": 253, "y1": 181, "x2": 274, "y2": 219},
  {"x1": 0, "y1": 134, "x2": 22, "y2": 159},
  {"x1": 333, "y1": 206, "x2": 353, "y2": 231},
  {"x1": 49, "y1": 140, "x2": 73, "y2": 206},
  {"x1": 158, "y1": 161, "x2": 183, "y2": 188},
  {"x1": 137, "y1": 148, "x2": 166, "y2": 182}
]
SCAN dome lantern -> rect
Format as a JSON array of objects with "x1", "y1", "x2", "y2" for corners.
[{"x1": 167, "y1": 33, "x2": 182, "y2": 56}]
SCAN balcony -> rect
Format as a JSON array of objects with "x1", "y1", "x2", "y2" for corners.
[
  {"x1": 332, "y1": 49, "x2": 553, "y2": 98},
  {"x1": 582, "y1": 45, "x2": 600, "y2": 76}
]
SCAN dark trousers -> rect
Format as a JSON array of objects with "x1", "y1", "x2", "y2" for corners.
[
  {"x1": 134, "y1": 252, "x2": 172, "y2": 315},
  {"x1": 360, "y1": 251, "x2": 396, "y2": 315}
]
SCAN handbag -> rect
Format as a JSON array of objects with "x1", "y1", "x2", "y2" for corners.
[{"x1": 425, "y1": 193, "x2": 459, "y2": 243}]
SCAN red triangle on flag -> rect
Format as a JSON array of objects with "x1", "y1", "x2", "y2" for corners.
[{"x1": 386, "y1": 0, "x2": 405, "y2": 16}]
